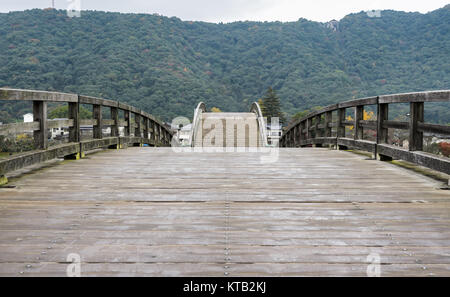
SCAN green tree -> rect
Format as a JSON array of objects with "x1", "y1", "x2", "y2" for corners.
[
  {"x1": 48, "y1": 105, "x2": 92, "y2": 119},
  {"x1": 290, "y1": 106, "x2": 323, "y2": 124},
  {"x1": 261, "y1": 87, "x2": 286, "y2": 124}
]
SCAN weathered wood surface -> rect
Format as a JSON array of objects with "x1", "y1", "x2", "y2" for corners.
[{"x1": 0, "y1": 147, "x2": 449, "y2": 276}]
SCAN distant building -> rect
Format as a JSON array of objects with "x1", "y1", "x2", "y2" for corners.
[
  {"x1": 266, "y1": 123, "x2": 282, "y2": 145},
  {"x1": 22, "y1": 113, "x2": 34, "y2": 134},
  {"x1": 23, "y1": 113, "x2": 33, "y2": 123},
  {"x1": 50, "y1": 118, "x2": 69, "y2": 139},
  {"x1": 178, "y1": 124, "x2": 192, "y2": 146},
  {"x1": 325, "y1": 20, "x2": 339, "y2": 32}
]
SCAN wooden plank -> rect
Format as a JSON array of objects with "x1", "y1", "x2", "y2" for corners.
[
  {"x1": 0, "y1": 122, "x2": 40, "y2": 136},
  {"x1": 0, "y1": 88, "x2": 78, "y2": 103},
  {"x1": 101, "y1": 119, "x2": 115, "y2": 126},
  {"x1": 382, "y1": 120, "x2": 409, "y2": 130},
  {"x1": 0, "y1": 148, "x2": 449, "y2": 276},
  {"x1": 80, "y1": 119, "x2": 97, "y2": 126},
  {"x1": 379, "y1": 90, "x2": 450, "y2": 104},
  {"x1": 418, "y1": 123, "x2": 450, "y2": 135},
  {"x1": 78, "y1": 95, "x2": 117, "y2": 108},
  {"x1": 47, "y1": 119, "x2": 74, "y2": 129},
  {"x1": 338, "y1": 96, "x2": 378, "y2": 108},
  {"x1": 377, "y1": 144, "x2": 450, "y2": 174}
]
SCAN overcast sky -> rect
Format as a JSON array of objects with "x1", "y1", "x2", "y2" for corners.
[{"x1": 1, "y1": 0, "x2": 448, "y2": 22}]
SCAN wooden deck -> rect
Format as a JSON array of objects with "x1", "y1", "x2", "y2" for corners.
[{"x1": 0, "y1": 147, "x2": 449, "y2": 276}]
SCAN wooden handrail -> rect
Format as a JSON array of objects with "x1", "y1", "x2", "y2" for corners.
[
  {"x1": 0, "y1": 88, "x2": 173, "y2": 181},
  {"x1": 281, "y1": 90, "x2": 450, "y2": 175}
]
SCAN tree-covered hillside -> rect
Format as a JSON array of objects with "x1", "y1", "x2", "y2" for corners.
[{"x1": 0, "y1": 6, "x2": 449, "y2": 123}]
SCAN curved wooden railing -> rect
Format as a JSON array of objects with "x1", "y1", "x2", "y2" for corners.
[
  {"x1": 0, "y1": 88, "x2": 172, "y2": 183},
  {"x1": 281, "y1": 90, "x2": 450, "y2": 174},
  {"x1": 189, "y1": 102, "x2": 269, "y2": 148},
  {"x1": 189, "y1": 102, "x2": 206, "y2": 147},
  {"x1": 250, "y1": 102, "x2": 269, "y2": 147}
]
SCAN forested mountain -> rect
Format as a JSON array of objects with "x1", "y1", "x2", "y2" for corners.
[{"x1": 0, "y1": 6, "x2": 449, "y2": 124}]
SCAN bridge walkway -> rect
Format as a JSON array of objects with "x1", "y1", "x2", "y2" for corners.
[{"x1": 0, "y1": 147, "x2": 449, "y2": 276}]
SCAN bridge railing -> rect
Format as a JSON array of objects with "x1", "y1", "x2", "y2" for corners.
[
  {"x1": 189, "y1": 102, "x2": 206, "y2": 147},
  {"x1": 250, "y1": 102, "x2": 269, "y2": 147},
  {"x1": 281, "y1": 90, "x2": 450, "y2": 175},
  {"x1": 0, "y1": 88, "x2": 172, "y2": 182}
]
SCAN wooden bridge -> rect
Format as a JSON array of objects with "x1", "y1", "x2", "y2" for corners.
[{"x1": 0, "y1": 89, "x2": 449, "y2": 276}]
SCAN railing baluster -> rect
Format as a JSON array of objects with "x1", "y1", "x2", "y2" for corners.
[
  {"x1": 68, "y1": 100, "x2": 80, "y2": 143},
  {"x1": 354, "y1": 105, "x2": 364, "y2": 140},
  {"x1": 124, "y1": 110, "x2": 131, "y2": 136},
  {"x1": 337, "y1": 108, "x2": 346, "y2": 139},
  {"x1": 409, "y1": 102, "x2": 424, "y2": 151},
  {"x1": 110, "y1": 106, "x2": 119, "y2": 137},
  {"x1": 324, "y1": 111, "x2": 332, "y2": 138},
  {"x1": 33, "y1": 100, "x2": 48, "y2": 150},
  {"x1": 93, "y1": 104, "x2": 102, "y2": 139},
  {"x1": 143, "y1": 117, "x2": 149, "y2": 140},
  {"x1": 135, "y1": 113, "x2": 141, "y2": 138}
]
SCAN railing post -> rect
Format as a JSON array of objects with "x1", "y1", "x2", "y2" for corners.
[
  {"x1": 337, "y1": 108, "x2": 346, "y2": 150},
  {"x1": 135, "y1": 113, "x2": 141, "y2": 138},
  {"x1": 154, "y1": 123, "x2": 159, "y2": 146},
  {"x1": 33, "y1": 100, "x2": 48, "y2": 150},
  {"x1": 93, "y1": 104, "x2": 102, "y2": 139},
  {"x1": 324, "y1": 111, "x2": 332, "y2": 138},
  {"x1": 314, "y1": 114, "x2": 322, "y2": 147},
  {"x1": 376, "y1": 102, "x2": 392, "y2": 161},
  {"x1": 354, "y1": 106, "x2": 364, "y2": 140},
  {"x1": 409, "y1": 102, "x2": 424, "y2": 151},
  {"x1": 124, "y1": 110, "x2": 130, "y2": 136},
  {"x1": 377, "y1": 103, "x2": 389, "y2": 144},
  {"x1": 306, "y1": 118, "x2": 312, "y2": 143},
  {"x1": 150, "y1": 120, "x2": 156, "y2": 144},
  {"x1": 158, "y1": 125, "x2": 162, "y2": 144},
  {"x1": 68, "y1": 100, "x2": 80, "y2": 143},
  {"x1": 289, "y1": 128, "x2": 295, "y2": 147},
  {"x1": 299, "y1": 121, "x2": 305, "y2": 146},
  {"x1": 110, "y1": 106, "x2": 119, "y2": 137},
  {"x1": 143, "y1": 117, "x2": 149, "y2": 140}
]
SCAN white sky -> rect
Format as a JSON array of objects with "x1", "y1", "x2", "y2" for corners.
[{"x1": 1, "y1": 0, "x2": 448, "y2": 22}]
